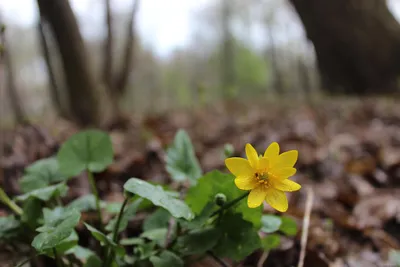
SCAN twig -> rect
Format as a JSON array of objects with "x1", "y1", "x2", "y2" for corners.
[
  {"x1": 207, "y1": 251, "x2": 230, "y2": 267},
  {"x1": 297, "y1": 186, "x2": 314, "y2": 267},
  {"x1": 164, "y1": 217, "x2": 176, "y2": 248},
  {"x1": 257, "y1": 250, "x2": 269, "y2": 267}
]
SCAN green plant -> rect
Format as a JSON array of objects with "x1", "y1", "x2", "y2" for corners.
[{"x1": 0, "y1": 129, "x2": 299, "y2": 267}]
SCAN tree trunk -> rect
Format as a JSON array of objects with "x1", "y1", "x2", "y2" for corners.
[
  {"x1": 114, "y1": 0, "x2": 140, "y2": 96},
  {"x1": 265, "y1": 21, "x2": 284, "y2": 95},
  {"x1": 37, "y1": 17, "x2": 69, "y2": 118},
  {"x1": 0, "y1": 24, "x2": 26, "y2": 124},
  {"x1": 220, "y1": 0, "x2": 236, "y2": 98},
  {"x1": 289, "y1": 0, "x2": 400, "y2": 94},
  {"x1": 103, "y1": 0, "x2": 113, "y2": 90},
  {"x1": 36, "y1": 0, "x2": 100, "y2": 126}
]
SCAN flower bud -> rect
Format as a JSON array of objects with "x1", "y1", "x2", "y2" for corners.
[
  {"x1": 223, "y1": 143, "x2": 234, "y2": 158},
  {"x1": 214, "y1": 193, "x2": 227, "y2": 207}
]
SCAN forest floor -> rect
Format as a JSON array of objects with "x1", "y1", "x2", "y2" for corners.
[{"x1": 1, "y1": 97, "x2": 400, "y2": 267}]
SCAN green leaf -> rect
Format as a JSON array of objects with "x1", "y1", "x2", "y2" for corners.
[
  {"x1": 124, "y1": 178, "x2": 194, "y2": 221},
  {"x1": 84, "y1": 223, "x2": 125, "y2": 257},
  {"x1": 21, "y1": 198, "x2": 42, "y2": 229},
  {"x1": 15, "y1": 183, "x2": 68, "y2": 202},
  {"x1": 140, "y1": 228, "x2": 168, "y2": 243},
  {"x1": 165, "y1": 129, "x2": 202, "y2": 184},
  {"x1": 186, "y1": 170, "x2": 262, "y2": 227},
  {"x1": 279, "y1": 216, "x2": 298, "y2": 236},
  {"x1": 261, "y1": 234, "x2": 281, "y2": 251},
  {"x1": 120, "y1": 238, "x2": 145, "y2": 246},
  {"x1": 134, "y1": 242, "x2": 157, "y2": 260},
  {"x1": 84, "y1": 223, "x2": 116, "y2": 247},
  {"x1": 105, "y1": 202, "x2": 123, "y2": 214},
  {"x1": 67, "y1": 194, "x2": 107, "y2": 212},
  {"x1": 57, "y1": 130, "x2": 114, "y2": 177},
  {"x1": 389, "y1": 250, "x2": 400, "y2": 267},
  {"x1": 143, "y1": 208, "x2": 170, "y2": 232},
  {"x1": 176, "y1": 227, "x2": 220, "y2": 256},
  {"x1": 261, "y1": 215, "x2": 282, "y2": 233},
  {"x1": 106, "y1": 199, "x2": 143, "y2": 233},
  {"x1": 19, "y1": 174, "x2": 48, "y2": 194},
  {"x1": 213, "y1": 213, "x2": 261, "y2": 261},
  {"x1": 66, "y1": 246, "x2": 96, "y2": 261},
  {"x1": 44, "y1": 231, "x2": 79, "y2": 257},
  {"x1": 32, "y1": 209, "x2": 81, "y2": 251},
  {"x1": 0, "y1": 215, "x2": 21, "y2": 240},
  {"x1": 150, "y1": 251, "x2": 184, "y2": 267},
  {"x1": 84, "y1": 255, "x2": 102, "y2": 267},
  {"x1": 179, "y1": 202, "x2": 215, "y2": 230},
  {"x1": 20, "y1": 157, "x2": 67, "y2": 193}
]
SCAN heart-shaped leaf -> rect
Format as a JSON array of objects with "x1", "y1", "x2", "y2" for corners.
[{"x1": 57, "y1": 130, "x2": 114, "y2": 177}]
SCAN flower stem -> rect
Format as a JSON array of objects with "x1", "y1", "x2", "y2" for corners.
[
  {"x1": 0, "y1": 187, "x2": 23, "y2": 216},
  {"x1": 104, "y1": 197, "x2": 129, "y2": 267},
  {"x1": 112, "y1": 198, "x2": 129, "y2": 242},
  {"x1": 53, "y1": 248, "x2": 64, "y2": 267},
  {"x1": 210, "y1": 191, "x2": 250, "y2": 218},
  {"x1": 87, "y1": 170, "x2": 104, "y2": 231}
]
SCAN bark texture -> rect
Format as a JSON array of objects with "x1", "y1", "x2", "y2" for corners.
[
  {"x1": 37, "y1": 0, "x2": 100, "y2": 126},
  {"x1": 290, "y1": 0, "x2": 400, "y2": 94}
]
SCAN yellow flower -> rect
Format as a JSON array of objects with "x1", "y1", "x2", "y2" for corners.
[{"x1": 225, "y1": 142, "x2": 301, "y2": 212}]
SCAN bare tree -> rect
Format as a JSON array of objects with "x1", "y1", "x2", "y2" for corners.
[
  {"x1": 103, "y1": 0, "x2": 113, "y2": 90},
  {"x1": 0, "y1": 22, "x2": 26, "y2": 124},
  {"x1": 37, "y1": 17, "x2": 69, "y2": 118},
  {"x1": 113, "y1": 0, "x2": 140, "y2": 96},
  {"x1": 264, "y1": 12, "x2": 284, "y2": 95},
  {"x1": 36, "y1": 0, "x2": 100, "y2": 126},
  {"x1": 220, "y1": 0, "x2": 236, "y2": 98},
  {"x1": 101, "y1": 0, "x2": 140, "y2": 128},
  {"x1": 290, "y1": 0, "x2": 400, "y2": 94}
]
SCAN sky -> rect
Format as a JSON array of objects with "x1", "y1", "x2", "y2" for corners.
[
  {"x1": 1, "y1": 0, "x2": 400, "y2": 56},
  {"x1": 0, "y1": 0, "x2": 212, "y2": 55}
]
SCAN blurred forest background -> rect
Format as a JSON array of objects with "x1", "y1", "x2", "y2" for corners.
[{"x1": 1, "y1": 0, "x2": 399, "y2": 128}]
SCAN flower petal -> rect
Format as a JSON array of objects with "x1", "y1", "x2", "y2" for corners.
[
  {"x1": 247, "y1": 185, "x2": 267, "y2": 208},
  {"x1": 258, "y1": 157, "x2": 269, "y2": 170},
  {"x1": 225, "y1": 158, "x2": 253, "y2": 176},
  {"x1": 272, "y1": 179, "x2": 301, "y2": 192},
  {"x1": 265, "y1": 188, "x2": 288, "y2": 212},
  {"x1": 235, "y1": 175, "x2": 258, "y2": 190},
  {"x1": 271, "y1": 167, "x2": 297, "y2": 180},
  {"x1": 273, "y1": 150, "x2": 298, "y2": 169},
  {"x1": 245, "y1": 143, "x2": 259, "y2": 169},
  {"x1": 264, "y1": 142, "x2": 280, "y2": 166}
]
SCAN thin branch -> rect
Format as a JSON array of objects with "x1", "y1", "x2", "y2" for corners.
[
  {"x1": 297, "y1": 186, "x2": 314, "y2": 267},
  {"x1": 207, "y1": 251, "x2": 230, "y2": 267},
  {"x1": 114, "y1": 0, "x2": 140, "y2": 95},
  {"x1": 103, "y1": 0, "x2": 113, "y2": 89},
  {"x1": 37, "y1": 17, "x2": 65, "y2": 116},
  {"x1": 257, "y1": 250, "x2": 269, "y2": 267},
  {"x1": 0, "y1": 19, "x2": 26, "y2": 124}
]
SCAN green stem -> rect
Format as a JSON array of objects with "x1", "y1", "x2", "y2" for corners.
[
  {"x1": 0, "y1": 187, "x2": 23, "y2": 216},
  {"x1": 87, "y1": 170, "x2": 104, "y2": 231},
  {"x1": 104, "y1": 197, "x2": 129, "y2": 267},
  {"x1": 53, "y1": 248, "x2": 64, "y2": 267},
  {"x1": 210, "y1": 192, "x2": 250, "y2": 218},
  {"x1": 112, "y1": 198, "x2": 129, "y2": 242}
]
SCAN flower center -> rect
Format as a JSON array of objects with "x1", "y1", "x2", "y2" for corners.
[{"x1": 255, "y1": 171, "x2": 270, "y2": 185}]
